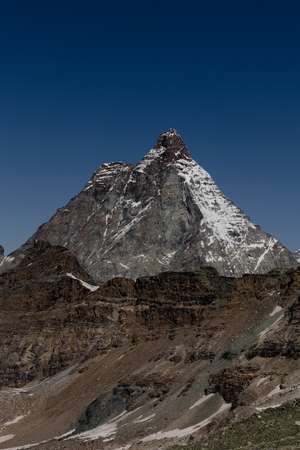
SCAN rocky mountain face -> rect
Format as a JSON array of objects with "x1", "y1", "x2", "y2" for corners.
[
  {"x1": 0, "y1": 246, "x2": 3, "y2": 264},
  {"x1": 295, "y1": 250, "x2": 300, "y2": 263},
  {"x1": 0, "y1": 241, "x2": 300, "y2": 449},
  {"x1": 9, "y1": 128, "x2": 294, "y2": 282}
]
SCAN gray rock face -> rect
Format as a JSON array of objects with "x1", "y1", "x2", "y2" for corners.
[
  {"x1": 295, "y1": 250, "x2": 300, "y2": 263},
  {"x1": 23, "y1": 129, "x2": 295, "y2": 281},
  {"x1": 0, "y1": 245, "x2": 4, "y2": 263}
]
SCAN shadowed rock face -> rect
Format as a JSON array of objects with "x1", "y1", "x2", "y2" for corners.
[
  {"x1": 4, "y1": 129, "x2": 295, "y2": 282},
  {"x1": 0, "y1": 242, "x2": 99, "y2": 386},
  {"x1": 0, "y1": 245, "x2": 3, "y2": 264},
  {"x1": 154, "y1": 128, "x2": 192, "y2": 162},
  {"x1": 207, "y1": 365, "x2": 258, "y2": 407}
]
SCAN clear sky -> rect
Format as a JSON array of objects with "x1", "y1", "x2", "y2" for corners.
[{"x1": 1, "y1": 1, "x2": 299, "y2": 254}]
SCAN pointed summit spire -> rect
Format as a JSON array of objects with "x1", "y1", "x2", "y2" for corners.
[
  {"x1": 154, "y1": 129, "x2": 192, "y2": 161},
  {"x1": 135, "y1": 129, "x2": 192, "y2": 173}
]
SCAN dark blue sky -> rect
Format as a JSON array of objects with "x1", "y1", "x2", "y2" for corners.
[{"x1": 1, "y1": 1, "x2": 300, "y2": 253}]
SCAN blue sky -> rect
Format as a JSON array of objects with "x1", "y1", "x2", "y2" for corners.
[{"x1": 1, "y1": 1, "x2": 300, "y2": 253}]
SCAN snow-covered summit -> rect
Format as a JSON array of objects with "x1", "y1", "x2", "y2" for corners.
[{"x1": 19, "y1": 130, "x2": 296, "y2": 281}]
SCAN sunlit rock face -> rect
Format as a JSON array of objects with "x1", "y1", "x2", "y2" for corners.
[{"x1": 14, "y1": 129, "x2": 296, "y2": 281}]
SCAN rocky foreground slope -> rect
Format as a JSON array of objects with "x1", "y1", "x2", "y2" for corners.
[
  {"x1": 3, "y1": 129, "x2": 295, "y2": 281},
  {"x1": 0, "y1": 242, "x2": 300, "y2": 449}
]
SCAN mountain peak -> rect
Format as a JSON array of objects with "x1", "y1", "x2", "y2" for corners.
[
  {"x1": 21, "y1": 129, "x2": 296, "y2": 282},
  {"x1": 135, "y1": 129, "x2": 191, "y2": 173},
  {"x1": 154, "y1": 128, "x2": 192, "y2": 161}
]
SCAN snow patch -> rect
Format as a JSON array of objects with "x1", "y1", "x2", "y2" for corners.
[
  {"x1": 135, "y1": 146, "x2": 166, "y2": 173},
  {"x1": 259, "y1": 314, "x2": 284, "y2": 339},
  {"x1": 142, "y1": 401, "x2": 231, "y2": 442},
  {"x1": 294, "y1": 250, "x2": 300, "y2": 263},
  {"x1": 134, "y1": 413, "x2": 155, "y2": 424},
  {"x1": 254, "y1": 239, "x2": 276, "y2": 271},
  {"x1": 189, "y1": 393, "x2": 215, "y2": 410},
  {"x1": 270, "y1": 305, "x2": 283, "y2": 317},
  {"x1": 255, "y1": 377, "x2": 269, "y2": 387},
  {"x1": 55, "y1": 429, "x2": 76, "y2": 440},
  {"x1": 0, "y1": 435, "x2": 14, "y2": 444},
  {"x1": 3, "y1": 416, "x2": 25, "y2": 427},
  {"x1": 66, "y1": 273, "x2": 99, "y2": 292},
  {"x1": 267, "y1": 385, "x2": 282, "y2": 398},
  {"x1": 0, "y1": 255, "x2": 15, "y2": 269},
  {"x1": 1, "y1": 429, "x2": 75, "y2": 450},
  {"x1": 70, "y1": 408, "x2": 140, "y2": 442},
  {"x1": 113, "y1": 446, "x2": 131, "y2": 450},
  {"x1": 256, "y1": 403, "x2": 282, "y2": 412}
]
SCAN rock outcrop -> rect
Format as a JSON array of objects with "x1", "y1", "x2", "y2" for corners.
[{"x1": 207, "y1": 365, "x2": 257, "y2": 407}]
